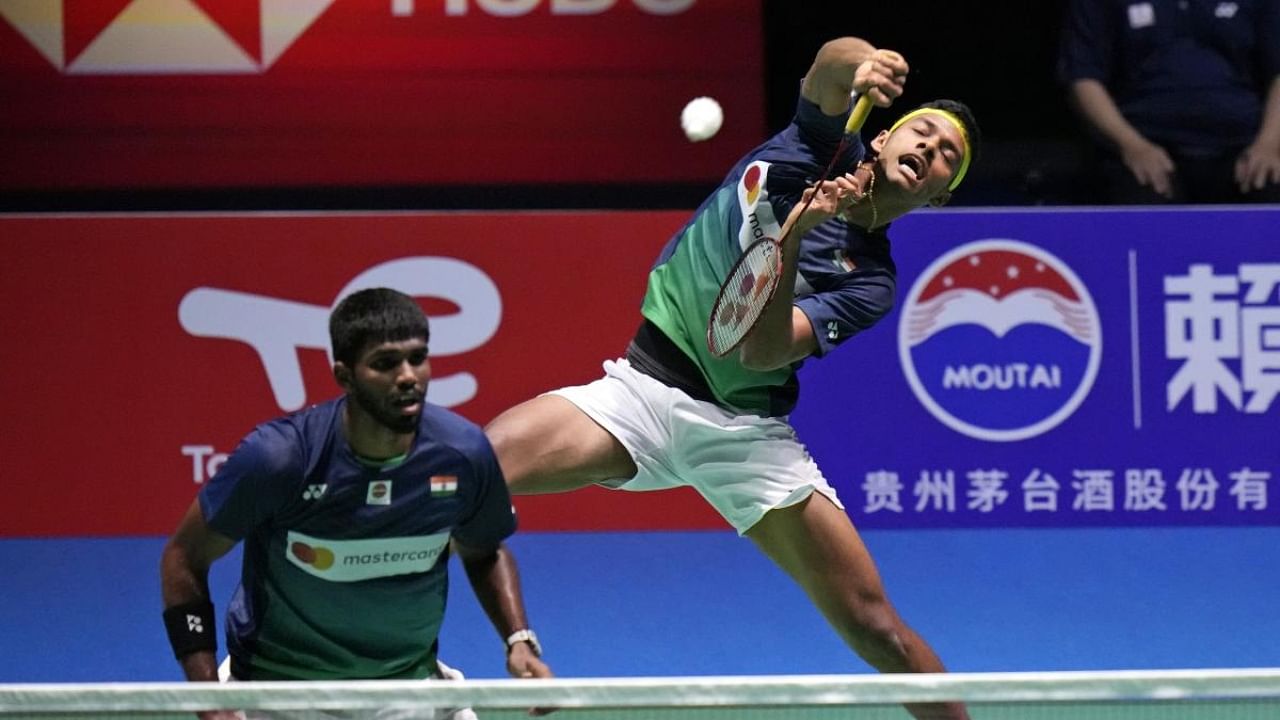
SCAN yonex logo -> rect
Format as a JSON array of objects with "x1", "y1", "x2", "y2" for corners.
[
  {"x1": 186, "y1": 615, "x2": 204, "y2": 633},
  {"x1": 898, "y1": 239, "x2": 1102, "y2": 442},
  {"x1": 0, "y1": 0, "x2": 336, "y2": 74},
  {"x1": 303, "y1": 484, "x2": 327, "y2": 500}
]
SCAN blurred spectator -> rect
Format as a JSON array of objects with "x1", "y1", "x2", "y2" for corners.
[{"x1": 1059, "y1": 0, "x2": 1280, "y2": 203}]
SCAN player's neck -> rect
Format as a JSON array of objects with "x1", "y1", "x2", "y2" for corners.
[
  {"x1": 341, "y1": 404, "x2": 414, "y2": 461},
  {"x1": 843, "y1": 172, "x2": 885, "y2": 230}
]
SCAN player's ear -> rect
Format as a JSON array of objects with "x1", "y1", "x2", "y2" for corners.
[
  {"x1": 869, "y1": 129, "x2": 890, "y2": 155},
  {"x1": 929, "y1": 190, "x2": 952, "y2": 207},
  {"x1": 333, "y1": 362, "x2": 353, "y2": 391}
]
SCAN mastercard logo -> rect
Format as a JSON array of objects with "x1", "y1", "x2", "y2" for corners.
[
  {"x1": 742, "y1": 164, "x2": 762, "y2": 206},
  {"x1": 291, "y1": 541, "x2": 334, "y2": 570}
]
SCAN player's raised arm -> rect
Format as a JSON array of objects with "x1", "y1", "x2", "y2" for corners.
[
  {"x1": 802, "y1": 37, "x2": 908, "y2": 116},
  {"x1": 738, "y1": 177, "x2": 861, "y2": 371}
]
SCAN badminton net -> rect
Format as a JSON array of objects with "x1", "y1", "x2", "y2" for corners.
[{"x1": 1, "y1": 668, "x2": 1278, "y2": 719}]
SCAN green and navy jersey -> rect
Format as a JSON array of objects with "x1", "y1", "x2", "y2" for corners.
[
  {"x1": 198, "y1": 397, "x2": 515, "y2": 680},
  {"x1": 633, "y1": 95, "x2": 897, "y2": 416}
]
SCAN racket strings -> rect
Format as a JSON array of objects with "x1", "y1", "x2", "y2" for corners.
[{"x1": 712, "y1": 244, "x2": 780, "y2": 339}]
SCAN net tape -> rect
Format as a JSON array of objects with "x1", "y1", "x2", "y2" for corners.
[{"x1": 2, "y1": 669, "x2": 1280, "y2": 714}]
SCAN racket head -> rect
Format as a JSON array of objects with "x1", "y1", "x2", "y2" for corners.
[{"x1": 706, "y1": 237, "x2": 784, "y2": 358}]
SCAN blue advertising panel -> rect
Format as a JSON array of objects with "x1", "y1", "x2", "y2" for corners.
[{"x1": 793, "y1": 208, "x2": 1280, "y2": 528}]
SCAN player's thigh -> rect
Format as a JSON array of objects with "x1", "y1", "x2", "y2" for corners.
[
  {"x1": 746, "y1": 493, "x2": 893, "y2": 618},
  {"x1": 486, "y1": 393, "x2": 636, "y2": 494},
  {"x1": 675, "y1": 411, "x2": 842, "y2": 533}
]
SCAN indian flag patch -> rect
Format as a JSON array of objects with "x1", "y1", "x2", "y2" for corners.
[{"x1": 430, "y1": 475, "x2": 458, "y2": 496}]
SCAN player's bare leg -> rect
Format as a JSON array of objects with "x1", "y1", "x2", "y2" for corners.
[
  {"x1": 486, "y1": 395, "x2": 638, "y2": 494},
  {"x1": 746, "y1": 493, "x2": 969, "y2": 720}
]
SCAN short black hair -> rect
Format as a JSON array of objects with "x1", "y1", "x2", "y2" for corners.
[
  {"x1": 329, "y1": 288, "x2": 429, "y2": 367},
  {"x1": 918, "y1": 98, "x2": 982, "y2": 164}
]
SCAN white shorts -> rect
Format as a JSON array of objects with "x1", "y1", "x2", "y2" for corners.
[
  {"x1": 548, "y1": 358, "x2": 843, "y2": 534},
  {"x1": 218, "y1": 657, "x2": 477, "y2": 720}
]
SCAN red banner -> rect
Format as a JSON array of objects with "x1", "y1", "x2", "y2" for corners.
[
  {"x1": 0, "y1": 212, "x2": 727, "y2": 536},
  {"x1": 0, "y1": 0, "x2": 763, "y2": 190}
]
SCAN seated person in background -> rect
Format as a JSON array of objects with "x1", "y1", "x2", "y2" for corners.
[{"x1": 1058, "y1": 0, "x2": 1280, "y2": 203}]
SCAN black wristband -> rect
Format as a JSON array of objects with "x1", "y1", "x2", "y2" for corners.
[{"x1": 162, "y1": 601, "x2": 217, "y2": 659}]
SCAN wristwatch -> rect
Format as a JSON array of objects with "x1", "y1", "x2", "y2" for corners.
[{"x1": 505, "y1": 629, "x2": 542, "y2": 657}]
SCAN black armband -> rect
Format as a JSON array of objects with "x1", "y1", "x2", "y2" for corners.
[{"x1": 162, "y1": 601, "x2": 217, "y2": 659}]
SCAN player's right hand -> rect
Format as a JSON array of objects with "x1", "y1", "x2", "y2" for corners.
[
  {"x1": 1120, "y1": 138, "x2": 1175, "y2": 198},
  {"x1": 508, "y1": 645, "x2": 556, "y2": 715},
  {"x1": 854, "y1": 48, "x2": 908, "y2": 108}
]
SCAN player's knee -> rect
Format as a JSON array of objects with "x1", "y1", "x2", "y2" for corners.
[{"x1": 841, "y1": 599, "x2": 911, "y2": 668}]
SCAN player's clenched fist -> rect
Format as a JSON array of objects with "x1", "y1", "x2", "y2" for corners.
[{"x1": 854, "y1": 48, "x2": 908, "y2": 107}]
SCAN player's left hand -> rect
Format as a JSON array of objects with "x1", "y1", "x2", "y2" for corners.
[
  {"x1": 793, "y1": 173, "x2": 862, "y2": 234},
  {"x1": 853, "y1": 48, "x2": 908, "y2": 108},
  {"x1": 1235, "y1": 141, "x2": 1280, "y2": 193},
  {"x1": 507, "y1": 644, "x2": 555, "y2": 715}
]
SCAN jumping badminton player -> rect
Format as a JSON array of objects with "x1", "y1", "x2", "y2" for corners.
[
  {"x1": 160, "y1": 288, "x2": 552, "y2": 720},
  {"x1": 485, "y1": 36, "x2": 979, "y2": 720}
]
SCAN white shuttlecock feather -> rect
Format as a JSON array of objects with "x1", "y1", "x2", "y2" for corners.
[{"x1": 681, "y1": 96, "x2": 723, "y2": 142}]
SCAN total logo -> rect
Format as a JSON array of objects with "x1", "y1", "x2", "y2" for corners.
[
  {"x1": 0, "y1": 0, "x2": 694, "y2": 75},
  {"x1": 898, "y1": 239, "x2": 1102, "y2": 442},
  {"x1": 178, "y1": 256, "x2": 501, "y2": 412}
]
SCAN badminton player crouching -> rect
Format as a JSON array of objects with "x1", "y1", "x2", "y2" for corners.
[{"x1": 160, "y1": 288, "x2": 552, "y2": 719}]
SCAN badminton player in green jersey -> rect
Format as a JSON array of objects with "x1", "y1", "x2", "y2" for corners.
[
  {"x1": 161, "y1": 289, "x2": 552, "y2": 719},
  {"x1": 487, "y1": 36, "x2": 979, "y2": 720}
]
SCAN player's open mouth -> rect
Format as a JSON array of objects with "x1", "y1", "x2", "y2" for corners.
[
  {"x1": 392, "y1": 395, "x2": 422, "y2": 413},
  {"x1": 898, "y1": 154, "x2": 925, "y2": 185}
]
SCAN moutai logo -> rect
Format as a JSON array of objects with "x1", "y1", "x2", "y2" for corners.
[
  {"x1": 0, "y1": 0, "x2": 336, "y2": 74},
  {"x1": 898, "y1": 239, "x2": 1102, "y2": 442}
]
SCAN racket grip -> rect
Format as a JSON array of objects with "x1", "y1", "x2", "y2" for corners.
[{"x1": 845, "y1": 94, "x2": 873, "y2": 133}]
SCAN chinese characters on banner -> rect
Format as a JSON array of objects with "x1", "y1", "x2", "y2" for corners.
[
  {"x1": 0, "y1": 209, "x2": 1275, "y2": 535},
  {"x1": 796, "y1": 209, "x2": 1278, "y2": 529}
]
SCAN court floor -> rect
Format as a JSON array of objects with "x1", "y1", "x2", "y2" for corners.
[{"x1": 1, "y1": 526, "x2": 1276, "y2": 682}]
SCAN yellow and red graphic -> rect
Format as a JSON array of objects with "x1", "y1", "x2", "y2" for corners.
[
  {"x1": 742, "y1": 164, "x2": 763, "y2": 206},
  {"x1": 290, "y1": 540, "x2": 334, "y2": 570}
]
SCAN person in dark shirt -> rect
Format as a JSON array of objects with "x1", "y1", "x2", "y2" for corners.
[
  {"x1": 1060, "y1": 0, "x2": 1280, "y2": 203},
  {"x1": 160, "y1": 288, "x2": 551, "y2": 719}
]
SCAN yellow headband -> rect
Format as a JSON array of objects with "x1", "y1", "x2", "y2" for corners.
[{"x1": 888, "y1": 108, "x2": 971, "y2": 191}]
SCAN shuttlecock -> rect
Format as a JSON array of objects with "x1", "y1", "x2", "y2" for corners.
[{"x1": 681, "y1": 96, "x2": 723, "y2": 142}]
